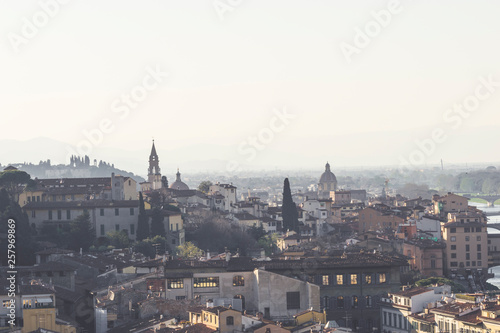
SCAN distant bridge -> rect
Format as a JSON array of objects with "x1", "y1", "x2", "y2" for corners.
[
  {"x1": 465, "y1": 194, "x2": 500, "y2": 207},
  {"x1": 486, "y1": 211, "x2": 500, "y2": 217},
  {"x1": 488, "y1": 223, "x2": 500, "y2": 231}
]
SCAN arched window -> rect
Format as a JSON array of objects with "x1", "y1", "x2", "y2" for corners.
[
  {"x1": 233, "y1": 275, "x2": 244, "y2": 286},
  {"x1": 337, "y1": 296, "x2": 344, "y2": 309},
  {"x1": 366, "y1": 295, "x2": 372, "y2": 307},
  {"x1": 226, "y1": 316, "x2": 234, "y2": 326},
  {"x1": 352, "y1": 296, "x2": 358, "y2": 308}
]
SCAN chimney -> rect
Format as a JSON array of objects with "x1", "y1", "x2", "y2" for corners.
[{"x1": 206, "y1": 299, "x2": 214, "y2": 308}]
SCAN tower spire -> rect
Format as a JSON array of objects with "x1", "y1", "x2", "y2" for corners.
[{"x1": 147, "y1": 141, "x2": 161, "y2": 189}]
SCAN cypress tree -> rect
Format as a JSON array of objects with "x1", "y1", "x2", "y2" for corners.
[
  {"x1": 150, "y1": 207, "x2": 165, "y2": 238},
  {"x1": 136, "y1": 192, "x2": 150, "y2": 241},
  {"x1": 282, "y1": 178, "x2": 299, "y2": 233}
]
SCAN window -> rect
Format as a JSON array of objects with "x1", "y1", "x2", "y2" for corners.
[
  {"x1": 167, "y1": 279, "x2": 184, "y2": 289},
  {"x1": 100, "y1": 208, "x2": 104, "y2": 216},
  {"x1": 66, "y1": 210, "x2": 71, "y2": 219},
  {"x1": 23, "y1": 300, "x2": 32, "y2": 309},
  {"x1": 130, "y1": 224, "x2": 135, "y2": 235},
  {"x1": 366, "y1": 295, "x2": 372, "y2": 307},
  {"x1": 48, "y1": 210, "x2": 53, "y2": 220},
  {"x1": 465, "y1": 236, "x2": 470, "y2": 241},
  {"x1": 350, "y1": 274, "x2": 358, "y2": 285},
  {"x1": 193, "y1": 277, "x2": 219, "y2": 288},
  {"x1": 379, "y1": 273, "x2": 386, "y2": 283},
  {"x1": 115, "y1": 224, "x2": 119, "y2": 231},
  {"x1": 451, "y1": 236, "x2": 456, "y2": 242},
  {"x1": 321, "y1": 296, "x2": 330, "y2": 309},
  {"x1": 233, "y1": 276, "x2": 245, "y2": 286},
  {"x1": 57, "y1": 210, "x2": 62, "y2": 220},
  {"x1": 322, "y1": 275, "x2": 329, "y2": 285},
  {"x1": 226, "y1": 316, "x2": 234, "y2": 326},
  {"x1": 451, "y1": 253, "x2": 457, "y2": 258},
  {"x1": 3, "y1": 300, "x2": 12, "y2": 308},
  {"x1": 286, "y1": 292, "x2": 300, "y2": 310},
  {"x1": 466, "y1": 245, "x2": 470, "y2": 251},
  {"x1": 336, "y1": 274, "x2": 343, "y2": 285},
  {"x1": 352, "y1": 295, "x2": 358, "y2": 308},
  {"x1": 478, "y1": 253, "x2": 482, "y2": 260},
  {"x1": 477, "y1": 244, "x2": 482, "y2": 251},
  {"x1": 464, "y1": 227, "x2": 470, "y2": 233},
  {"x1": 365, "y1": 274, "x2": 372, "y2": 284},
  {"x1": 176, "y1": 296, "x2": 186, "y2": 300},
  {"x1": 478, "y1": 261, "x2": 482, "y2": 266},
  {"x1": 450, "y1": 261, "x2": 458, "y2": 267},
  {"x1": 337, "y1": 296, "x2": 344, "y2": 309},
  {"x1": 466, "y1": 253, "x2": 470, "y2": 260},
  {"x1": 450, "y1": 228, "x2": 456, "y2": 233},
  {"x1": 115, "y1": 208, "x2": 119, "y2": 216},
  {"x1": 130, "y1": 208, "x2": 134, "y2": 215},
  {"x1": 100, "y1": 225, "x2": 105, "y2": 236},
  {"x1": 451, "y1": 245, "x2": 456, "y2": 250}
]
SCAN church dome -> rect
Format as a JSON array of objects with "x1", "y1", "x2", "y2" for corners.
[
  {"x1": 319, "y1": 162, "x2": 337, "y2": 184},
  {"x1": 169, "y1": 169, "x2": 189, "y2": 190}
]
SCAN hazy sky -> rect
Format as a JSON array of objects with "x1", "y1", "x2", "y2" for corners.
[{"x1": 1, "y1": 0, "x2": 500, "y2": 175}]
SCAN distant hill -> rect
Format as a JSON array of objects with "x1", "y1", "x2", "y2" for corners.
[{"x1": 2, "y1": 157, "x2": 145, "y2": 184}]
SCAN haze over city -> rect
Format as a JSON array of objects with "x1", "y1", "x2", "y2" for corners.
[{"x1": 1, "y1": 1, "x2": 500, "y2": 175}]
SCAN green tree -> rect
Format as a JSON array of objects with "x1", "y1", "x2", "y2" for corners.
[
  {"x1": 134, "y1": 236, "x2": 168, "y2": 259},
  {"x1": 0, "y1": 170, "x2": 36, "y2": 201},
  {"x1": 248, "y1": 225, "x2": 266, "y2": 240},
  {"x1": 198, "y1": 181, "x2": 213, "y2": 193},
  {"x1": 68, "y1": 210, "x2": 95, "y2": 252},
  {"x1": 0, "y1": 188, "x2": 37, "y2": 265},
  {"x1": 258, "y1": 233, "x2": 279, "y2": 256},
  {"x1": 107, "y1": 230, "x2": 130, "y2": 248},
  {"x1": 282, "y1": 178, "x2": 299, "y2": 232},
  {"x1": 150, "y1": 208, "x2": 165, "y2": 237},
  {"x1": 177, "y1": 241, "x2": 203, "y2": 259},
  {"x1": 136, "y1": 192, "x2": 150, "y2": 241}
]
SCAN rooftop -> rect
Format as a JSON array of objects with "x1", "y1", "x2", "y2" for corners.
[{"x1": 391, "y1": 287, "x2": 432, "y2": 298}]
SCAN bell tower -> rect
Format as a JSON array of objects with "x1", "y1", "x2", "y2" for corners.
[{"x1": 148, "y1": 140, "x2": 162, "y2": 190}]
